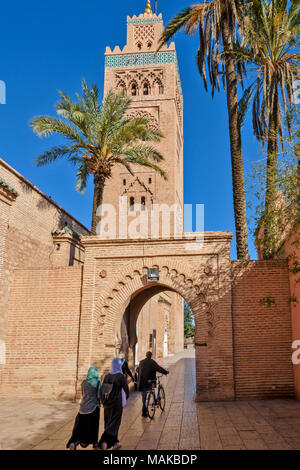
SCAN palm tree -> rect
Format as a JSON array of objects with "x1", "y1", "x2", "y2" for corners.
[
  {"x1": 232, "y1": 0, "x2": 299, "y2": 257},
  {"x1": 159, "y1": 1, "x2": 250, "y2": 260},
  {"x1": 30, "y1": 79, "x2": 166, "y2": 235}
]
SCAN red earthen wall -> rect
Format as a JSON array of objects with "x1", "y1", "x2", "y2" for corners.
[
  {"x1": 232, "y1": 260, "x2": 294, "y2": 399},
  {"x1": 0, "y1": 267, "x2": 83, "y2": 399}
]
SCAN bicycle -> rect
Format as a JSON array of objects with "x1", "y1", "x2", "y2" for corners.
[{"x1": 145, "y1": 374, "x2": 166, "y2": 420}]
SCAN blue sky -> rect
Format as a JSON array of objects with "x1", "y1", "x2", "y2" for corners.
[{"x1": 0, "y1": 0, "x2": 263, "y2": 259}]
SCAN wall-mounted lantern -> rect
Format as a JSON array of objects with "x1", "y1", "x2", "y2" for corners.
[{"x1": 147, "y1": 267, "x2": 159, "y2": 282}]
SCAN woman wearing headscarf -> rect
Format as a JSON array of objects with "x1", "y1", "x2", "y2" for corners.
[
  {"x1": 120, "y1": 352, "x2": 135, "y2": 382},
  {"x1": 98, "y1": 358, "x2": 129, "y2": 450},
  {"x1": 67, "y1": 366, "x2": 101, "y2": 450}
]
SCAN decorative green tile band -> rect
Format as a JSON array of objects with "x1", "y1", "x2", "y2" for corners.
[
  {"x1": 127, "y1": 18, "x2": 163, "y2": 25},
  {"x1": 0, "y1": 176, "x2": 19, "y2": 196},
  {"x1": 53, "y1": 226, "x2": 81, "y2": 240},
  {"x1": 64, "y1": 226, "x2": 81, "y2": 239},
  {"x1": 105, "y1": 51, "x2": 176, "y2": 68}
]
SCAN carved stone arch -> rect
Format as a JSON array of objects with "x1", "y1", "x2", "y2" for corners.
[
  {"x1": 95, "y1": 260, "x2": 213, "y2": 349},
  {"x1": 129, "y1": 80, "x2": 139, "y2": 96},
  {"x1": 116, "y1": 80, "x2": 127, "y2": 96},
  {"x1": 136, "y1": 41, "x2": 143, "y2": 51},
  {"x1": 126, "y1": 110, "x2": 159, "y2": 130},
  {"x1": 142, "y1": 79, "x2": 151, "y2": 96},
  {"x1": 121, "y1": 177, "x2": 153, "y2": 201},
  {"x1": 153, "y1": 78, "x2": 164, "y2": 95}
]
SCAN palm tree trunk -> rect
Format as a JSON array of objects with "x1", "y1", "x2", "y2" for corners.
[
  {"x1": 221, "y1": 16, "x2": 249, "y2": 260},
  {"x1": 91, "y1": 174, "x2": 106, "y2": 236},
  {"x1": 263, "y1": 93, "x2": 278, "y2": 259}
]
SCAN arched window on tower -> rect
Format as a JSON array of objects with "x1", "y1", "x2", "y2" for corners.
[
  {"x1": 137, "y1": 42, "x2": 142, "y2": 51},
  {"x1": 131, "y1": 84, "x2": 137, "y2": 96},
  {"x1": 130, "y1": 196, "x2": 135, "y2": 211},
  {"x1": 154, "y1": 80, "x2": 164, "y2": 95},
  {"x1": 143, "y1": 83, "x2": 149, "y2": 96},
  {"x1": 147, "y1": 41, "x2": 152, "y2": 50},
  {"x1": 141, "y1": 196, "x2": 146, "y2": 211},
  {"x1": 117, "y1": 82, "x2": 126, "y2": 96}
]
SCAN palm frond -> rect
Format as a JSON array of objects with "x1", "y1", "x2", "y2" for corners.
[
  {"x1": 33, "y1": 144, "x2": 82, "y2": 167},
  {"x1": 238, "y1": 82, "x2": 256, "y2": 127},
  {"x1": 158, "y1": 7, "x2": 194, "y2": 50},
  {"x1": 76, "y1": 162, "x2": 90, "y2": 193},
  {"x1": 31, "y1": 83, "x2": 167, "y2": 192}
]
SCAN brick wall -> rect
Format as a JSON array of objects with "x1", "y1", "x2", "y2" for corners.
[
  {"x1": 232, "y1": 260, "x2": 294, "y2": 399},
  {"x1": 0, "y1": 233, "x2": 295, "y2": 401},
  {"x1": 0, "y1": 158, "x2": 89, "y2": 366},
  {"x1": 0, "y1": 197, "x2": 10, "y2": 288},
  {"x1": 0, "y1": 267, "x2": 83, "y2": 399}
]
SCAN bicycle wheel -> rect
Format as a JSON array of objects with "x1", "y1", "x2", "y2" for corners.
[
  {"x1": 146, "y1": 391, "x2": 156, "y2": 420},
  {"x1": 158, "y1": 385, "x2": 166, "y2": 412}
]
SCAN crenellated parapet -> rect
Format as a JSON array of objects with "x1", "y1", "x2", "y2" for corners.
[
  {"x1": 126, "y1": 12, "x2": 163, "y2": 23},
  {"x1": 105, "y1": 42, "x2": 174, "y2": 56},
  {"x1": 105, "y1": 9, "x2": 172, "y2": 56}
]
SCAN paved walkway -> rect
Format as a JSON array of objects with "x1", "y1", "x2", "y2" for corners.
[{"x1": 1, "y1": 350, "x2": 300, "y2": 450}]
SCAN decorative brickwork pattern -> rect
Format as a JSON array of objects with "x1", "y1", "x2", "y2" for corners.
[
  {"x1": 134, "y1": 24, "x2": 155, "y2": 42},
  {"x1": 126, "y1": 109, "x2": 159, "y2": 129},
  {"x1": 115, "y1": 68, "x2": 165, "y2": 97}
]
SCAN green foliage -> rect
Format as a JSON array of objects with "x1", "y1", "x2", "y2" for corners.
[
  {"x1": 234, "y1": 0, "x2": 300, "y2": 144},
  {"x1": 289, "y1": 296, "x2": 298, "y2": 306},
  {"x1": 30, "y1": 79, "x2": 166, "y2": 194},
  {"x1": 247, "y1": 110, "x2": 300, "y2": 258},
  {"x1": 158, "y1": 1, "x2": 245, "y2": 96},
  {"x1": 159, "y1": 0, "x2": 250, "y2": 261},
  {"x1": 184, "y1": 302, "x2": 195, "y2": 339},
  {"x1": 259, "y1": 296, "x2": 277, "y2": 308},
  {"x1": 229, "y1": 0, "x2": 299, "y2": 259}
]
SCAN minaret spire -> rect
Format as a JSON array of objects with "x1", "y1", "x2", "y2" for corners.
[{"x1": 144, "y1": 0, "x2": 152, "y2": 14}]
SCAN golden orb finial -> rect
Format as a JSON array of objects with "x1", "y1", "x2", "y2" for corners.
[{"x1": 144, "y1": 0, "x2": 152, "y2": 14}]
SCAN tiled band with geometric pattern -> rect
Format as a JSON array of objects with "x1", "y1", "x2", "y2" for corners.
[
  {"x1": 127, "y1": 18, "x2": 163, "y2": 25},
  {"x1": 105, "y1": 51, "x2": 176, "y2": 68}
]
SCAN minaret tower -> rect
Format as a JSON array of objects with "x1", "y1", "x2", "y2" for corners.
[{"x1": 102, "y1": 0, "x2": 184, "y2": 238}]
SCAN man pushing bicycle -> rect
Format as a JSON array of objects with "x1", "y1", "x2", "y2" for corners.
[{"x1": 137, "y1": 351, "x2": 169, "y2": 418}]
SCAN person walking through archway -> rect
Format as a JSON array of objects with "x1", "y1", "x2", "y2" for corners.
[
  {"x1": 120, "y1": 352, "x2": 135, "y2": 383},
  {"x1": 98, "y1": 358, "x2": 129, "y2": 450},
  {"x1": 137, "y1": 351, "x2": 169, "y2": 418},
  {"x1": 67, "y1": 366, "x2": 101, "y2": 450}
]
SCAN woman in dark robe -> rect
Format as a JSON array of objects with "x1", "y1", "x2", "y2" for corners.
[
  {"x1": 120, "y1": 353, "x2": 134, "y2": 382},
  {"x1": 66, "y1": 366, "x2": 101, "y2": 450},
  {"x1": 98, "y1": 358, "x2": 129, "y2": 450}
]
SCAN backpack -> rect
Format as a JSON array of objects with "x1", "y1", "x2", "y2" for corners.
[{"x1": 100, "y1": 374, "x2": 117, "y2": 407}]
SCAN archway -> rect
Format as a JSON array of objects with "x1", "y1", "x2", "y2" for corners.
[
  {"x1": 118, "y1": 283, "x2": 191, "y2": 369},
  {"x1": 77, "y1": 234, "x2": 235, "y2": 402},
  {"x1": 96, "y1": 267, "x2": 207, "y2": 401}
]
